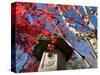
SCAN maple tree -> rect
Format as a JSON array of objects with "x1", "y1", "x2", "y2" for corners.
[{"x1": 11, "y1": 2, "x2": 97, "y2": 72}]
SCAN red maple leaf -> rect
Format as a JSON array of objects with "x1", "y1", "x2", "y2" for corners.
[{"x1": 16, "y1": 4, "x2": 26, "y2": 16}]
